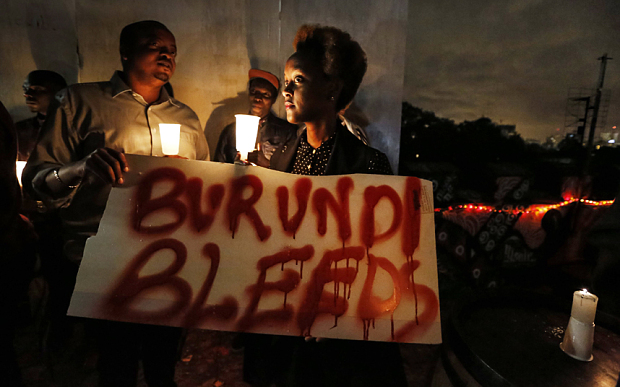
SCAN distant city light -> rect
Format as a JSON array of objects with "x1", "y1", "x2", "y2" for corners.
[
  {"x1": 608, "y1": 139, "x2": 615, "y2": 144},
  {"x1": 434, "y1": 198, "x2": 615, "y2": 215},
  {"x1": 613, "y1": 126, "x2": 617, "y2": 129},
  {"x1": 596, "y1": 145, "x2": 601, "y2": 149},
  {"x1": 416, "y1": 154, "x2": 420, "y2": 158}
]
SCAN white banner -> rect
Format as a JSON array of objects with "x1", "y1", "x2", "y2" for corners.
[{"x1": 68, "y1": 155, "x2": 441, "y2": 343}]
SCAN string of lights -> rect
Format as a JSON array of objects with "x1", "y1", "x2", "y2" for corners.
[{"x1": 434, "y1": 198, "x2": 615, "y2": 215}]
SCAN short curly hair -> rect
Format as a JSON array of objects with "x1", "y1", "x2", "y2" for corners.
[{"x1": 293, "y1": 24, "x2": 367, "y2": 111}]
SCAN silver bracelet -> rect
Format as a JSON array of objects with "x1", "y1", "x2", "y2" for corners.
[{"x1": 53, "y1": 168, "x2": 79, "y2": 189}]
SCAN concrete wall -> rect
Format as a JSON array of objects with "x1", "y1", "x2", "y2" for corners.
[
  {"x1": 1, "y1": 0, "x2": 79, "y2": 119},
  {"x1": 0, "y1": 0, "x2": 407, "y2": 171}
]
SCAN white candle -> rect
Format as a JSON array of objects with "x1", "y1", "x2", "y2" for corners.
[
  {"x1": 159, "y1": 123, "x2": 181, "y2": 155},
  {"x1": 570, "y1": 289, "x2": 598, "y2": 324},
  {"x1": 235, "y1": 114, "x2": 260, "y2": 161}
]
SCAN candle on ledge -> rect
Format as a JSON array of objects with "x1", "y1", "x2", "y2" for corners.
[
  {"x1": 571, "y1": 289, "x2": 598, "y2": 324},
  {"x1": 235, "y1": 114, "x2": 260, "y2": 162},
  {"x1": 560, "y1": 288, "x2": 598, "y2": 361},
  {"x1": 159, "y1": 123, "x2": 181, "y2": 155}
]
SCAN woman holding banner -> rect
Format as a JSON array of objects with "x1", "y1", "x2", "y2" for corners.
[
  {"x1": 242, "y1": 25, "x2": 407, "y2": 387},
  {"x1": 270, "y1": 25, "x2": 392, "y2": 176}
]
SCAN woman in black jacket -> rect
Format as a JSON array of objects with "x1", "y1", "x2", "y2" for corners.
[
  {"x1": 243, "y1": 25, "x2": 406, "y2": 387},
  {"x1": 269, "y1": 24, "x2": 392, "y2": 177}
]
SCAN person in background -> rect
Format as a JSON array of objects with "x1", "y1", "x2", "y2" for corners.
[
  {"x1": 245, "y1": 25, "x2": 404, "y2": 387},
  {"x1": 0, "y1": 100, "x2": 37, "y2": 387},
  {"x1": 214, "y1": 69, "x2": 297, "y2": 167},
  {"x1": 13, "y1": 71, "x2": 69, "y2": 352},
  {"x1": 16, "y1": 70, "x2": 67, "y2": 161},
  {"x1": 23, "y1": 20, "x2": 209, "y2": 387}
]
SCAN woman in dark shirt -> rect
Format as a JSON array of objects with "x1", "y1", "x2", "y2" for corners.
[
  {"x1": 244, "y1": 25, "x2": 406, "y2": 387},
  {"x1": 269, "y1": 25, "x2": 392, "y2": 177}
]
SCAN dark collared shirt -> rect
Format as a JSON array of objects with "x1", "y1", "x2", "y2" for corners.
[{"x1": 290, "y1": 128, "x2": 392, "y2": 176}]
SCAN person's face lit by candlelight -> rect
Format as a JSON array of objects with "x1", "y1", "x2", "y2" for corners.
[
  {"x1": 248, "y1": 78, "x2": 276, "y2": 118},
  {"x1": 282, "y1": 53, "x2": 337, "y2": 125},
  {"x1": 122, "y1": 28, "x2": 177, "y2": 86},
  {"x1": 23, "y1": 82, "x2": 52, "y2": 114},
  {"x1": 22, "y1": 71, "x2": 67, "y2": 116}
]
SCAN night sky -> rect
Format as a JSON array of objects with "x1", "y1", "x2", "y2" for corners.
[{"x1": 404, "y1": 0, "x2": 620, "y2": 141}]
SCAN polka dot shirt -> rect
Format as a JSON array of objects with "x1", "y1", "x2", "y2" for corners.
[
  {"x1": 367, "y1": 150, "x2": 393, "y2": 175},
  {"x1": 290, "y1": 130, "x2": 393, "y2": 176},
  {"x1": 291, "y1": 132, "x2": 336, "y2": 176}
]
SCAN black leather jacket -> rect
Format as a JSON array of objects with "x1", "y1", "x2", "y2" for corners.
[{"x1": 270, "y1": 123, "x2": 393, "y2": 175}]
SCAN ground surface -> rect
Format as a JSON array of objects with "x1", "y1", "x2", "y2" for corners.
[{"x1": 14, "y1": 314, "x2": 441, "y2": 387}]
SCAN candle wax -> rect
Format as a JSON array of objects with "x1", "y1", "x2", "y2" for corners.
[
  {"x1": 570, "y1": 290, "x2": 598, "y2": 324},
  {"x1": 159, "y1": 124, "x2": 181, "y2": 155}
]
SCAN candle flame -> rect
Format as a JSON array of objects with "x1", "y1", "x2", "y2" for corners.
[{"x1": 15, "y1": 161, "x2": 26, "y2": 187}]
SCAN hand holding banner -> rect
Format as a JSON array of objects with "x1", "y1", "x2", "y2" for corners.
[{"x1": 69, "y1": 155, "x2": 441, "y2": 343}]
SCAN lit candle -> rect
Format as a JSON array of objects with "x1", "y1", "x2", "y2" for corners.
[
  {"x1": 159, "y1": 123, "x2": 181, "y2": 155},
  {"x1": 235, "y1": 114, "x2": 260, "y2": 161},
  {"x1": 16, "y1": 161, "x2": 26, "y2": 187},
  {"x1": 571, "y1": 289, "x2": 598, "y2": 324},
  {"x1": 561, "y1": 289, "x2": 598, "y2": 361}
]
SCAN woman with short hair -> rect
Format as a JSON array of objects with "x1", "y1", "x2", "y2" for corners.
[
  {"x1": 270, "y1": 24, "x2": 392, "y2": 176},
  {"x1": 245, "y1": 25, "x2": 406, "y2": 387}
]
